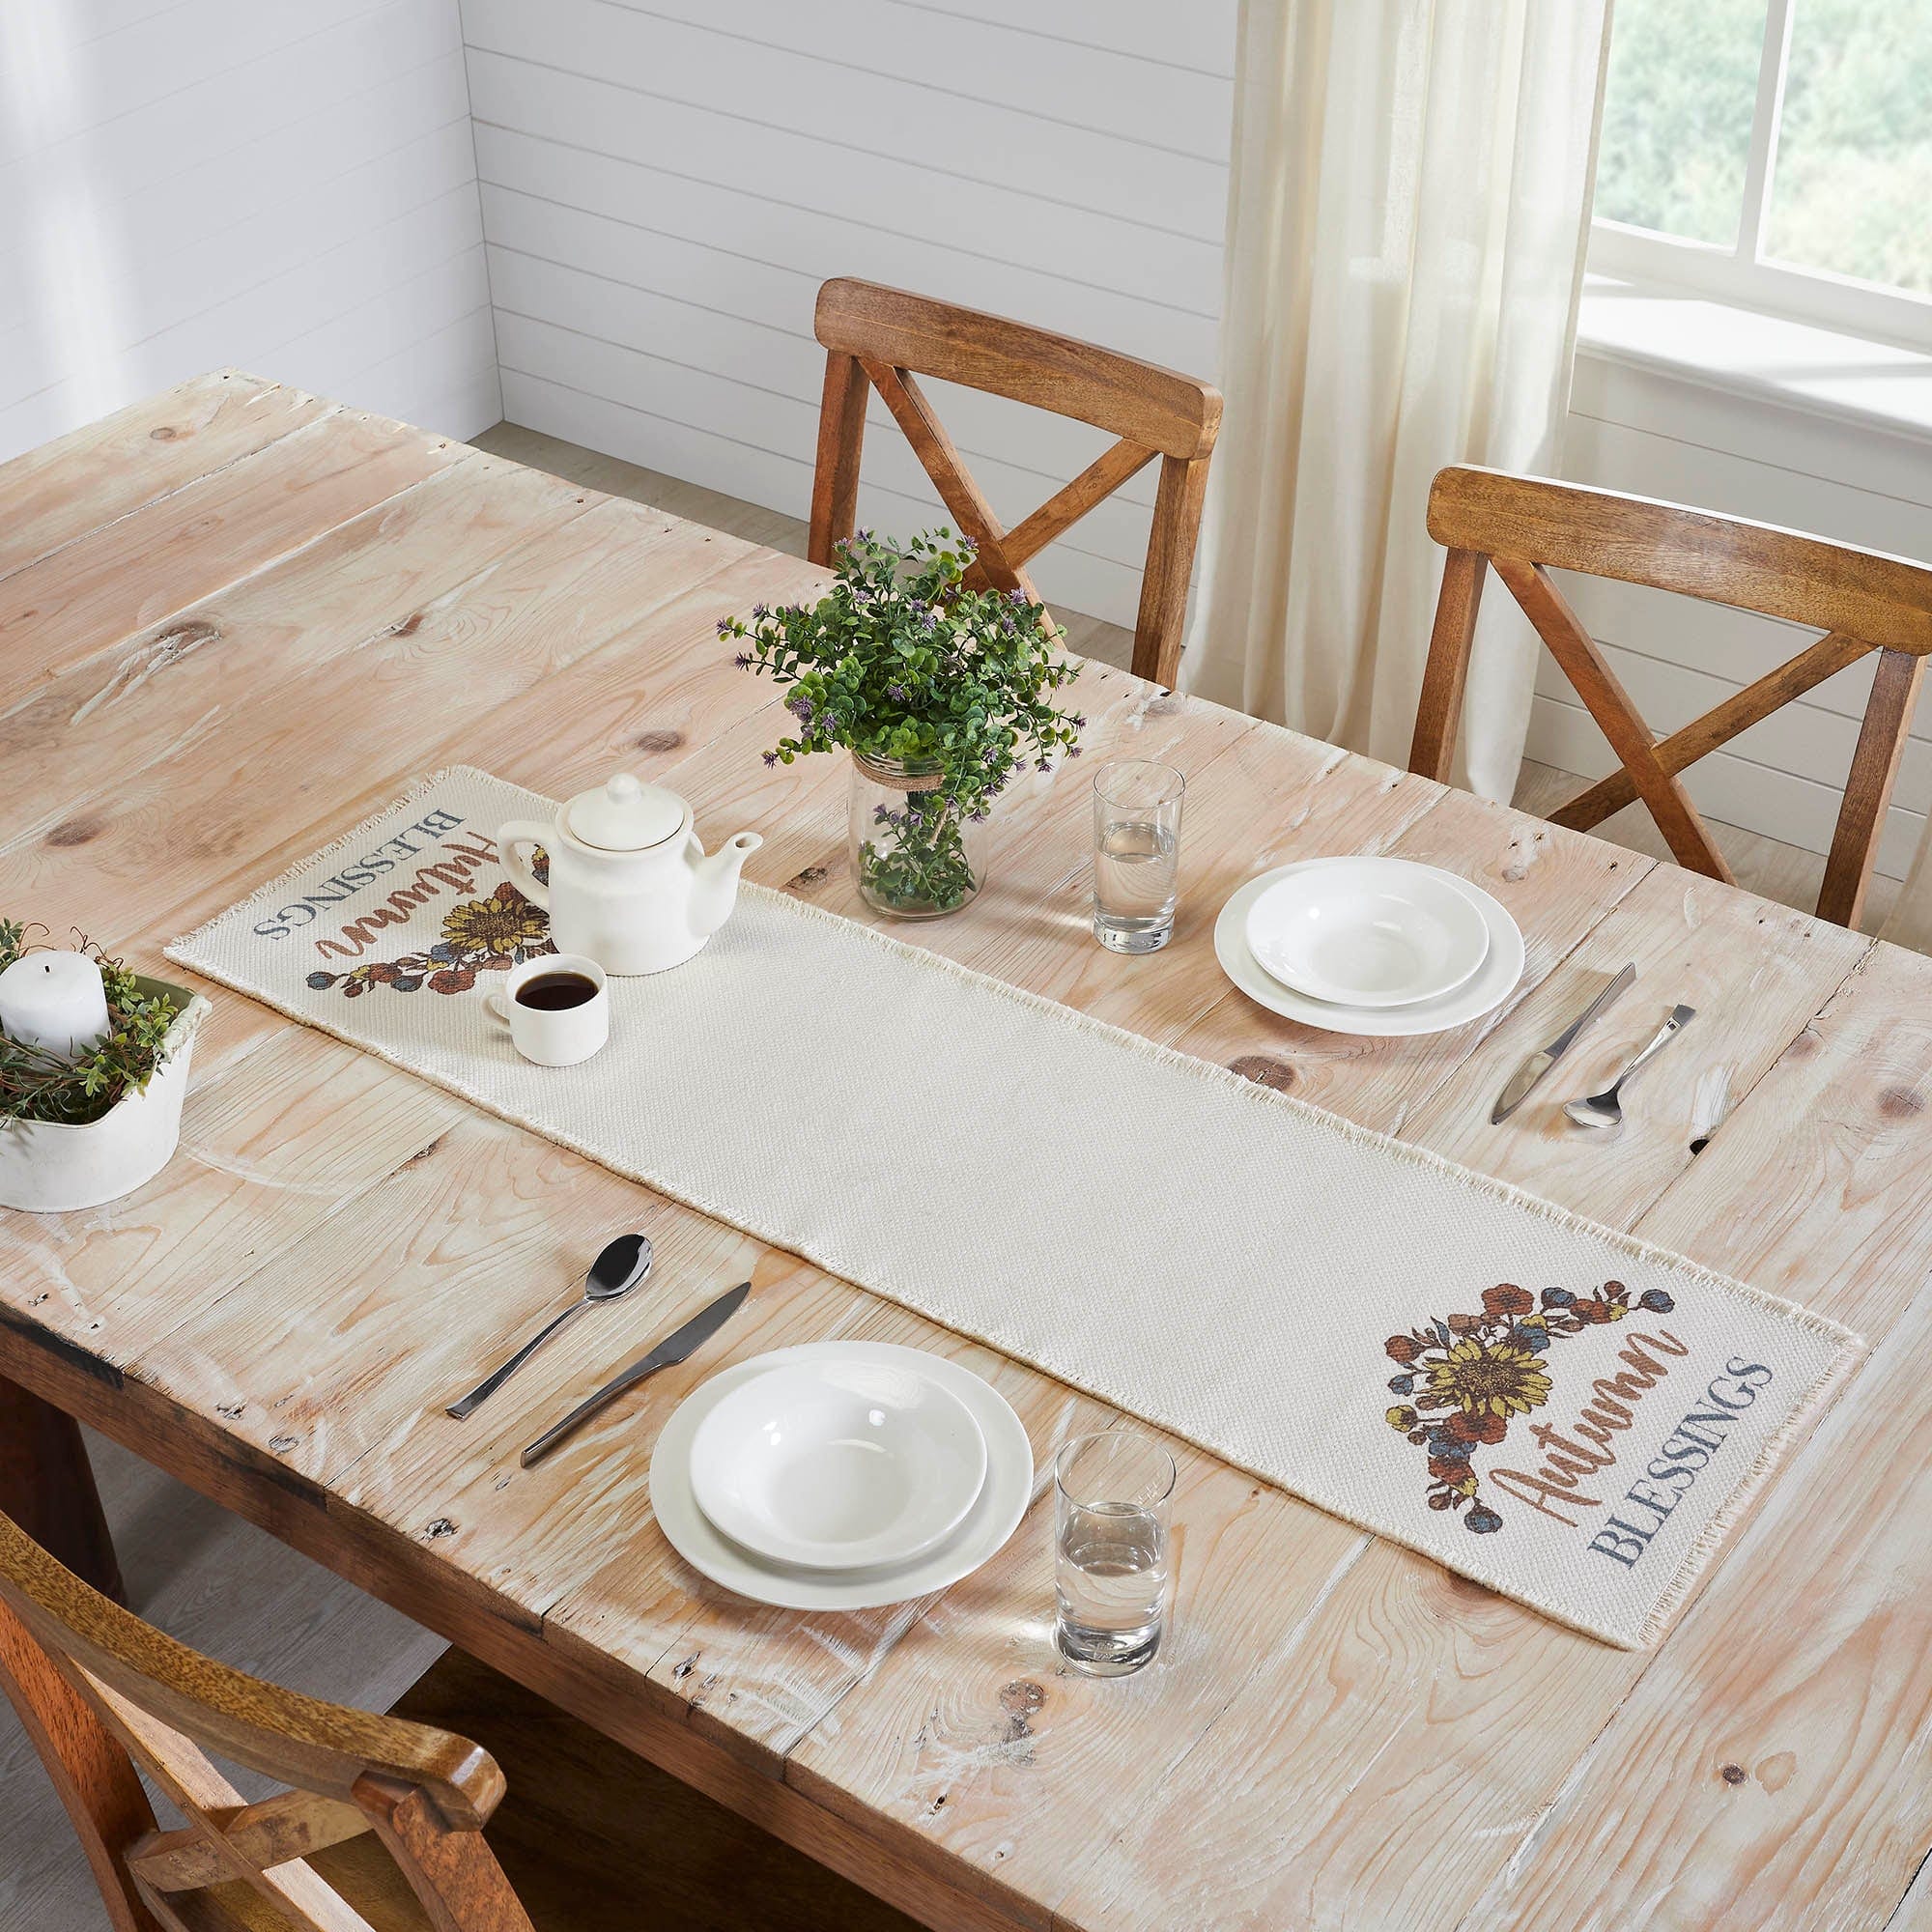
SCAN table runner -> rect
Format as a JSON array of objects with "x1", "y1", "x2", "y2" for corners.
[{"x1": 170, "y1": 769, "x2": 1861, "y2": 1647}]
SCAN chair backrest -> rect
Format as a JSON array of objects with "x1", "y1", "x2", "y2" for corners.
[
  {"x1": 808, "y1": 277, "x2": 1223, "y2": 688},
  {"x1": 1409, "y1": 464, "x2": 1932, "y2": 929},
  {"x1": 0, "y1": 1508, "x2": 531, "y2": 1932}
]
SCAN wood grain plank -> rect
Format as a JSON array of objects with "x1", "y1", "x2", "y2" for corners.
[
  {"x1": 785, "y1": 1431, "x2": 1365, "y2": 1932},
  {"x1": 1044, "y1": 922, "x2": 1920, "y2": 1932},
  {"x1": 11, "y1": 391, "x2": 1932, "y2": 1932},
  {"x1": 1463, "y1": 939, "x2": 1932, "y2": 1931},
  {"x1": 0, "y1": 503, "x2": 744, "y2": 949},
  {"x1": 0, "y1": 406, "x2": 467, "y2": 688},
  {"x1": 1, "y1": 456, "x2": 600, "y2": 851},
  {"x1": 0, "y1": 1027, "x2": 469, "y2": 1366},
  {"x1": 1161, "y1": 787, "x2": 1651, "y2": 1135},
  {"x1": 1397, "y1": 867, "x2": 1870, "y2": 1214},
  {"x1": 0, "y1": 373, "x2": 328, "y2": 584}
]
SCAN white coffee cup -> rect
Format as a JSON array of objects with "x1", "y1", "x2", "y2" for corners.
[{"x1": 487, "y1": 953, "x2": 610, "y2": 1066}]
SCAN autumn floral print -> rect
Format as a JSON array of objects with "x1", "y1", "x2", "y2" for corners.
[
  {"x1": 305, "y1": 880, "x2": 554, "y2": 997},
  {"x1": 1385, "y1": 1280, "x2": 1675, "y2": 1533}
]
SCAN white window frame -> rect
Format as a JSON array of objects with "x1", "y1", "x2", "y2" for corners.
[{"x1": 1589, "y1": 0, "x2": 1932, "y2": 352}]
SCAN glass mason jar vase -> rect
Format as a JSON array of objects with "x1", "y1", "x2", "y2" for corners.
[{"x1": 847, "y1": 753, "x2": 989, "y2": 919}]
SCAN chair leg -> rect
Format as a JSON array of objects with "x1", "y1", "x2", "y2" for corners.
[
  {"x1": 808, "y1": 350, "x2": 867, "y2": 567},
  {"x1": 1409, "y1": 548, "x2": 1488, "y2": 781},
  {"x1": 0, "y1": 1375, "x2": 125, "y2": 1605},
  {"x1": 1819, "y1": 647, "x2": 1926, "y2": 929},
  {"x1": 1130, "y1": 453, "x2": 1211, "y2": 688}
]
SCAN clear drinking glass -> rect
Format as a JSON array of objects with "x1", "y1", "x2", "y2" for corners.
[
  {"x1": 1054, "y1": 1430, "x2": 1175, "y2": 1676},
  {"x1": 1092, "y1": 760, "x2": 1184, "y2": 953}
]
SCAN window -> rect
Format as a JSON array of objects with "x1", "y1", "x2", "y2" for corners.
[{"x1": 1590, "y1": 0, "x2": 1932, "y2": 348}]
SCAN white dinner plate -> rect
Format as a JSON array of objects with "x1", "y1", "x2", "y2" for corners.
[
  {"x1": 1214, "y1": 861, "x2": 1523, "y2": 1037},
  {"x1": 1244, "y1": 856, "x2": 1490, "y2": 1007},
  {"x1": 651, "y1": 1342, "x2": 1034, "y2": 1610},
  {"x1": 689, "y1": 1356, "x2": 987, "y2": 1572}
]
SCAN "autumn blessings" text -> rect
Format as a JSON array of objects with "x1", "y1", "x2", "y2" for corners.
[
  {"x1": 1485, "y1": 1328, "x2": 1775, "y2": 1569},
  {"x1": 248, "y1": 810, "x2": 497, "y2": 957}
]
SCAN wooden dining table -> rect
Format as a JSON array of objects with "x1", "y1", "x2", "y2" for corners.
[{"x1": 5, "y1": 371, "x2": 1932, "y2": 1932}]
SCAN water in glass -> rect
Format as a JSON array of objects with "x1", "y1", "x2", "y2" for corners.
[
  {"x1": 1056, "y1": 1500, "x2": 1167, "y2": 1675},
  {"x1": 1053, "y1": 1431, "x2": 1175, "y2": 1676},
  {"x1": 1092, "y1": 761, "x2": 1184, "y2": 953}
]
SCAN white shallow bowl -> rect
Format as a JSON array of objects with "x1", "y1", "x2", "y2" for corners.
[
  {"x1": 652, "y1": 1343, "x2": 1033, "y2": 1611},
  {"x1": 1215, "y1": 861, "x2": 1523, "y2": 1037},
  {"x1": 689, "y1": 1356, "x2": 987, "y2": 1572},
  {"x1": 1244, "y1": 856, "x2": 1490, "y2": 1007}
]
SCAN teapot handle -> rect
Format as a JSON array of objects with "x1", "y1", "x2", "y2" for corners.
[{"x1": 497, "y1": 820, "x2": 552, "y2": 908}]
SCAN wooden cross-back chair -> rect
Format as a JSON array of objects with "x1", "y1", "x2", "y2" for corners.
[
  {"x1": 0, "y1": 1505, "x2": 530, "y2": 1932},
  {"x1": 1409, "y1": 465, "x2": 1932, "y2": 929},
  {"x1": 0, "y1": 1508, "x2": 919, "y2": 1932},
  {"x1": 808, "y1": 276, "x2": 1223, "y2": 688}
]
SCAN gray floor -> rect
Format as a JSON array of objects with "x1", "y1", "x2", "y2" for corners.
[{"x1": 5, "y1": 424, "x2": 1891, "y2": 1929}]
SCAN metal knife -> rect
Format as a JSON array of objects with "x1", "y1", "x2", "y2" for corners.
[
  {"x1": 520, "y1": 1280, "x2": 752, "y2": 1468},
  {"x1": 1491, "y1": 962, "x2": 1636, "y2": 1125}
]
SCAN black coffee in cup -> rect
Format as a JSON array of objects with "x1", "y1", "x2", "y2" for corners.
[{"x1": 514, "y1": 971, "x2": 599, "y2": 1011}]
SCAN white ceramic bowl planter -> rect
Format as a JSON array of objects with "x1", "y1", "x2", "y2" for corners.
[{"x1": 0, "y1": 976, "x2": 211, "y2": 1212}]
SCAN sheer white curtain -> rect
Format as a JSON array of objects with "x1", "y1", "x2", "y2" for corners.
[{"x1": 1182, "y1": 0, "x2": 1612, "y2": 804}]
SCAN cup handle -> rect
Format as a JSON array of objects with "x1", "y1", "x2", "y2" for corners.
[
  {"x1": 485, "y1": 992, "x2": 510, "y2": 1027},
  {"x1": 497, "y1": 820, "x2": 551, "y2": 908}
]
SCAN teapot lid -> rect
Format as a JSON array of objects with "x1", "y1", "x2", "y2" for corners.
[{"x1": 563, "y1": 773, "x2": 685, "y2": 850}]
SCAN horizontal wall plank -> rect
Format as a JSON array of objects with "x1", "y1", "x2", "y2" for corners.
[
  {"x1": 1573, "y1": 348, "x2": 1932, "y2": 511},
  {"x1": 890, "y1": 0, "x2": 1239, "y2": 74},
  {"x1": 0, "y1": 43, "x2": 470, "y2": 321},
  {"x1": 475, "y1": 187, "x2": 1185, "y2": 503},
  {"x1": 469, "y1": 129, "x2": 1220, "y2": 367},
  {"x1": 3, "y1": 0, "x2": 497, "y2": 465},
  {"x1": 460, "y1": 0, "x2": 1226, "y2": 238},
  {"x1": 466, "y1": 0, "x2": 1227, "y2": 631},
  {"x1": 602, "y1": 0, "x2": 1235, "y2": 162},
  {"x1": 463, "y1": 51, "x2": 1220, "y2": 315},
  {"x1": 2, "y1": 120, "x2": 481, "y2": 412},
  {"x1": 0, "y1": 0, "x2": 372, "y2": 166}
]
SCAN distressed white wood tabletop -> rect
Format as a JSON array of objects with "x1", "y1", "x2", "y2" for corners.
[{"x1": 3, "y1": 372, "x2": 1931, "y2": 1931}]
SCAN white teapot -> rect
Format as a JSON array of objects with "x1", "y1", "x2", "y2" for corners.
[{"x1": 499, "y1": 774, "x2": 761, "y2": 976}]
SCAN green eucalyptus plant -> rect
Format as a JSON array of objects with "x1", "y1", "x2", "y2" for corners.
[
  {"x1": 0, "y1": 922, "x2": 183, "y2": 1126},
  {"x1": 719, "y1": 529, "x2": 1084, "y2": 916}
]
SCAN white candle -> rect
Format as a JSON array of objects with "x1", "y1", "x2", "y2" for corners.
[{"x1": 0, "y1": 951, "x2": 112, "y2": 1061}]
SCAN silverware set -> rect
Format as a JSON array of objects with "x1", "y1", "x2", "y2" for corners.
[
  {"x1": 1492, "y1": 962, "x2": 1698, "y2": 1136},
  {"x1": 444, "y1": 1229, "x2": 752, "y2": 1466}
]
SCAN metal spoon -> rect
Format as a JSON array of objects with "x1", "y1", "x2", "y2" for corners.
[
  {"x1": 446, "y1": 1234, "x2": 653, "y2": 1419},
  {"x1": 1564, "y1": 1006, "x2": 1696, "y2": 1131}
]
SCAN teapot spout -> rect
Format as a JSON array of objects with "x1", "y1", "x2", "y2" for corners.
[{"x1": 689, "y1": 831, "x2": 762, "y2": 936}]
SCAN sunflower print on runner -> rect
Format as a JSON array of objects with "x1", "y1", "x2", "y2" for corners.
[
  {"x1": 305, "y1": 879, "x2": 554, "y2": 997},
  {"x1": 1383, "y1": 1279, "x2": 1674, "y2": 1534}
]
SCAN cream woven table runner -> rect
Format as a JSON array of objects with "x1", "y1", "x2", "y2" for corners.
[{"x1": 171, "y1": 770, "x2": 1862, "y2": 1647}]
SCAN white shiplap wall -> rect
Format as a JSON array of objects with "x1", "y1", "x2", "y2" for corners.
[
  {"x1": 0, "y1": 0, "x2": 500, "y2": 463},
  {"x1": 459, "y1": 0, "x2": 1235, "y2": 628},
  {"x1": 1545, "y1": 353, "x2": 1932, "y2": 881}
]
